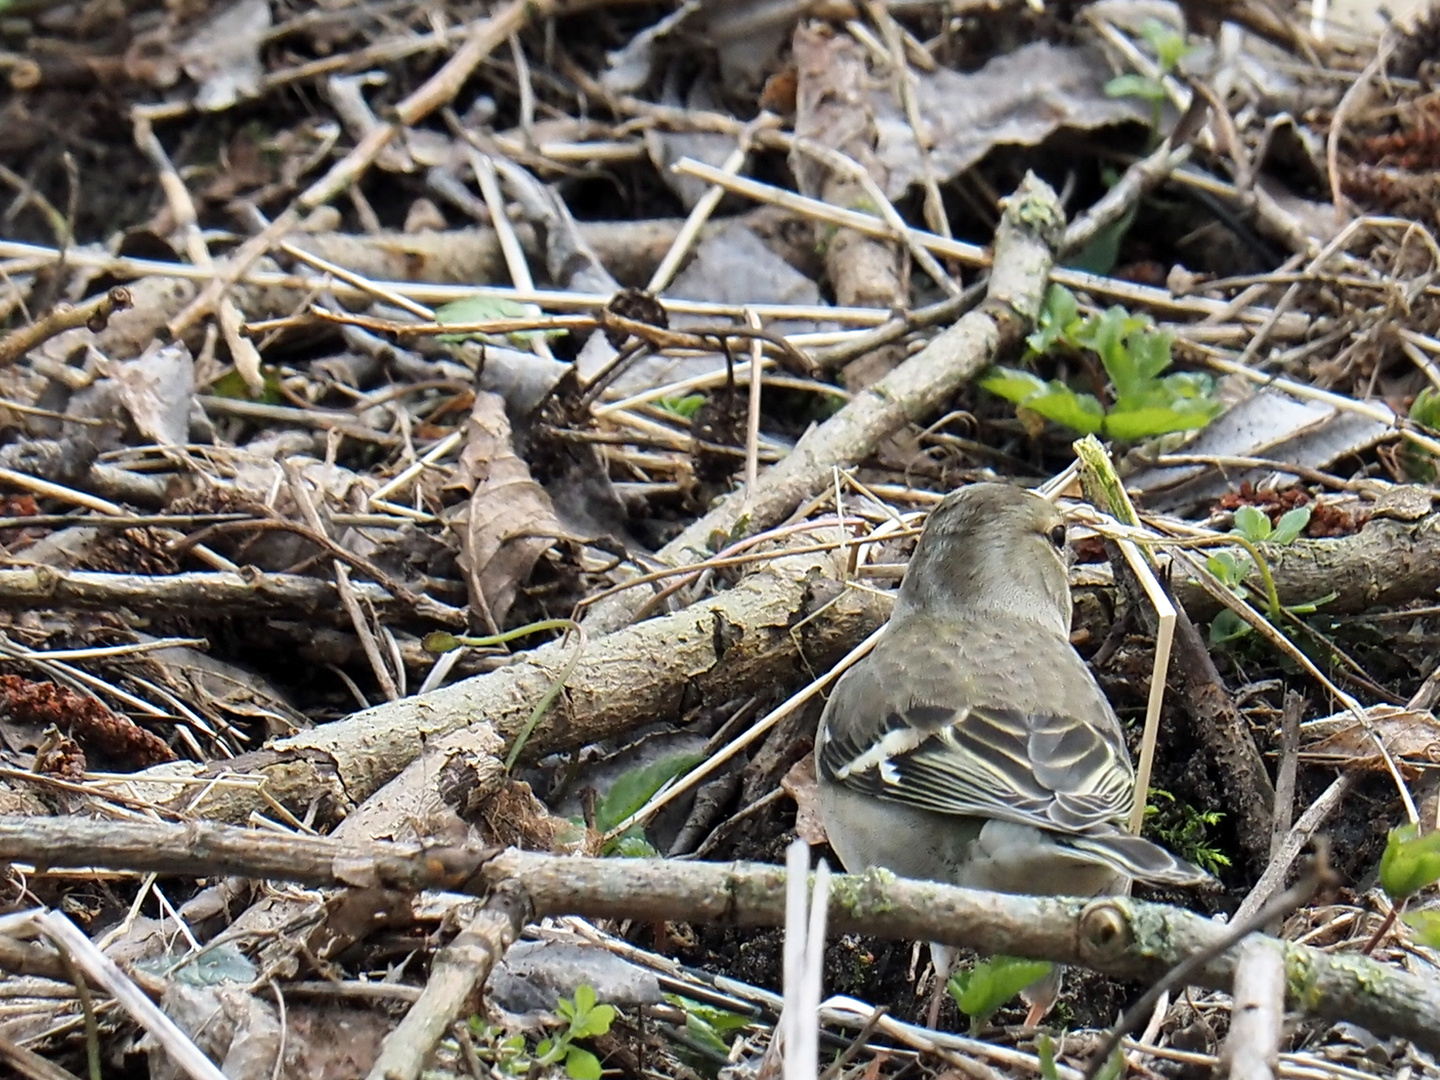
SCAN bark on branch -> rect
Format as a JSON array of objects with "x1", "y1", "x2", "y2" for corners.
[{"x1": 0, "y1": 815, "x2": 1434, "y2": 1056}]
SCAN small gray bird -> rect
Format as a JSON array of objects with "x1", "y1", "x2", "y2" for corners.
[{"x1": 814, "y1": 482, "x2": 1212, "y2": 1027}]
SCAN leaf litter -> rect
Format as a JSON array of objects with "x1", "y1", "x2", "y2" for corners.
[{"x1": 2, "y1": 0, "x2": 1440, "y2": 1076}]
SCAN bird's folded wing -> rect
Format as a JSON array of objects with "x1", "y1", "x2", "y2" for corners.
[{"x1": 818, "y1": 665, "x2": 1135, "y2": 837}]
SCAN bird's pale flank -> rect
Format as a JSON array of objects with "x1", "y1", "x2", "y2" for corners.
[{"x1": 814, "y1": 482, "x2": 1211, "y2": 1026}]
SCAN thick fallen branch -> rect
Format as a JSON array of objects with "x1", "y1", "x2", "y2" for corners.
[
  {"x1": 71, "y1": 500, "x2": 1440, "y2": 828},
  {"x1": 1, "y1": 815, "x2": 1436, "y2": 1055},
  {"x1": 119, "y1": 550, "x2": 885, "y2": 824}
]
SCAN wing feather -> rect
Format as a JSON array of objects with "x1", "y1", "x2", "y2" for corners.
[{"x1": 817, "y1": 614, "x2": 1137, "y2": 838}]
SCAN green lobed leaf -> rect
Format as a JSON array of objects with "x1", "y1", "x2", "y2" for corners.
[
  {"x1": 573, "y1": 983, "x2": 595, "y2": 1015},
  {"x1": 1018, "y1": 386, "x2": 1106, "y2": 434},
  {"x1": 1207, "y1": 550, "x2": 1251, "y2": 590},
  {"x1": 1026, "y1": 284, "x2": 1081, "y2": 353},
  {"x1": 1101, "y1": 399, "x2": 1220, "y2": 440},
  {"x1": 564, "y1": 1046, "x2": 602, "y2": 1080},
  {"x1": 1232, "y1": 505, "x2": 1272, "y2": 543},
  {"x1": 1126, "y1": 327, "x2": 1174, "y2": 383},
  {"x1": 979, "y1": 366, "x2": 1050, "y2": 404},
  {"x1": 574, "y1": 1004, "x2": 616, "y2": 1039},
  {"x1": 1270, "y1": 506, "x2": 1311, "y2": 545},
  {"x1": 1209, "y1": 609, "x2": 1251, "y2": 644},
  {"x1": 1380, "y1": 824, "x2": 1440, "y2": 900}
]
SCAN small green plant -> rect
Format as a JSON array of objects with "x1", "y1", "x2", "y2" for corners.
[
  {"x1": 1104, "y1": 19, "x2": 1195, "y2": 133},
  {"x1": 663, "y1": 994, "x2": 752, "y2": 1055},
  {"x1": 947, "y1": 955, "x2": 1054, "y2": 1028},
  {"x1": 1379, "y1": 824, "x2": 1440, "y2": 948},
  {"x1": 980, "y1": 284, "x2": 1221, "y2": 440},
  {"x1": 656, "y1": 393, "x2": 706, "y2": 419},
  {"x1": 581, "y1": 751, "x2": 703, "y2": 857},
  {"x1": 1403, "y1": 387, "x2": 1440, "y2": 481},
  {"x1": 469, "y1": 984, "x2": 616, "y2": 1079},
  {"x1": 1207, "y1": 505, "x2": 1328, "y2": 643},
  {"x1": 434, "y1": 294, "x2": 568, "y2": 347},
  {"x1": 1144, "y1": 790, "x2": 1230, "y2": 875}
]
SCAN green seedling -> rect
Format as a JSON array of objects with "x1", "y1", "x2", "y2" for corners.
[
  {"x1": 434, "y1": 294, "x2": 568, "y2": 347},
  {"x1": 1207, "y1": 505, "x2": 1331, "y2": 643},
  {"x1": 656, "y1": 393, "x2": 706, "y2": 419},
  {"x1": 1377, "y1": 824, "x2": 1440, "y2": 950},
  {"x1": 1104, "y1": 19, "x2": 1195, "y2": 134},
  {"x1": 468, "y1": 984, "x2": 616, "y2": 1079},
  {"x1": 981, "y1": 284, "x2": 1222, "y2": 440},
  {"x1": 663, "y1": 994, "x2": 752, "y2": 1056},
  {"x1": 947, "y1": 955, "x2": 1054, "y2": 1028}
]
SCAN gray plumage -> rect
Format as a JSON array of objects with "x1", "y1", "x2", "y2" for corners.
[{"x1": 814, "y1": 482, "x2": 1212, "y2": 1023}]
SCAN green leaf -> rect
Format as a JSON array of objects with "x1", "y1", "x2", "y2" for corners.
[
  {"x1": 664, "y1": 995, "x2": 752, "y2": 1034},
  {"x1": 1037, "y1": 1034, "x2": 1061, "y2": 1080},
  {"x1": 980, "y1": 368, "x2": 1104, "y2": 433},
  {"x1": 657, "y1": 394, "x2": 706, "y2": 419},
  {"x1": 1126, "y1": 327, "x2": 1173, "y2": 383},
  {"x1": 979, "y1": 366, "x2": 1050, "y2": 404},
  {"x1": 949, "y1": 956, "x2": 1054, "y2": 1023},
  {"x1": 1026, "y1": 284, "x2": 1080, "y2": 353},
  {"x1": 436, "y1": 294, "x2": 527, "y2": 322},
  {"x1": 607, "y1": 834, "x2": 660, "y2": 858},
  {"x1": 573, "y1": 983, "x2": 596, "y2": 1015},
  {"x1": 1411, "y1": 387, "x2": 1440, "y2": 431},
  {"x1": 1105, "y1": 73, "x2": 1167, "y2": 102},
  {"x1": 664, "y1": 994, "x2": 751, "y2": 1056},
  {"x1": 1142, "y1": 18, "x2": 1193, "y2": 72},
  {"x1": 564, "y1": 1046, "x2": 603, "y2": 1080},
  {"x1": 1209, "y1": 609, "x2": 1251, "y2": 643},
  {"x1": 435, "y1": 294, "x2": 565, "y2": 345},
  {"x1": 1403, "y1": 908, "x2": 1440, "y2": 948},
  {"x1": 209, "y1": 365, "x2": 285, "y2": 405},
  {"x1": 1018, "y1": 386, "x2": 1106, "y2": 434},
  {"x1": 1074, "y1": 307, "x2": 1139, "y2": 397},
  {"x1": 578, "y1": 1003, "x2": 616, "y2": 1039},
  {"x1": 594, "y1": 752, "x2": 704, "y2": 834},
  {"x1": 1207, "y1": 550, "x2": 1251, "y2": 590},
  {"x1": 1270, "y1": 506, "x2": 1311, "y2": 545},
  {"x1": 1065, "y1": 205, "x2": 1137, "y2": 276},
  {"x1": 1101, "y1": 399, "x2": 1220, "y2": 440},
  {"x1": 1380, "y1": 824, "x2": 1440, "y2": 900},
  {"x1": 1232, "y1": 505, "x2": 1272, "y2": 543}
]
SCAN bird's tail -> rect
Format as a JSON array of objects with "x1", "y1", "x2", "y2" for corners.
[{"x1": 1069, "y1": 833, "x2": 1216, "y2": 888}]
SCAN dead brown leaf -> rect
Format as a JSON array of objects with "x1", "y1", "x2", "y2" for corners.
[
  {"x1": 446, "y1": 390, "x2": 563, "y2": 629},
  {"x1": 782, "y1": 753, "x2": 826, "y2": 847},
  {"x1": 1301, "y1": 705, "x2": 1440, "y2": 776}
]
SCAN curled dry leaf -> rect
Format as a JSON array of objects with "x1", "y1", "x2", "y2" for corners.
[
  {"x1": 782, "y1": 754, "x2": 826, "y2": 847},
  {"x1": 1301, "y1": 705, "x2": 1440, "y2": 776},
  {"x1": 446, "y1": 391, "x2": 563, "y2": 627}
]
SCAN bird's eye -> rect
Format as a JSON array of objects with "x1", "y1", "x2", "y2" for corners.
[{"x1": 1048, "y1": 523, "x2": 1067, "y2": 549}]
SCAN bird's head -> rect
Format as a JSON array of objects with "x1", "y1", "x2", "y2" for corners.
[{"x1": 895, "y1": 483, "x2": 1072, "y2": 634}]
